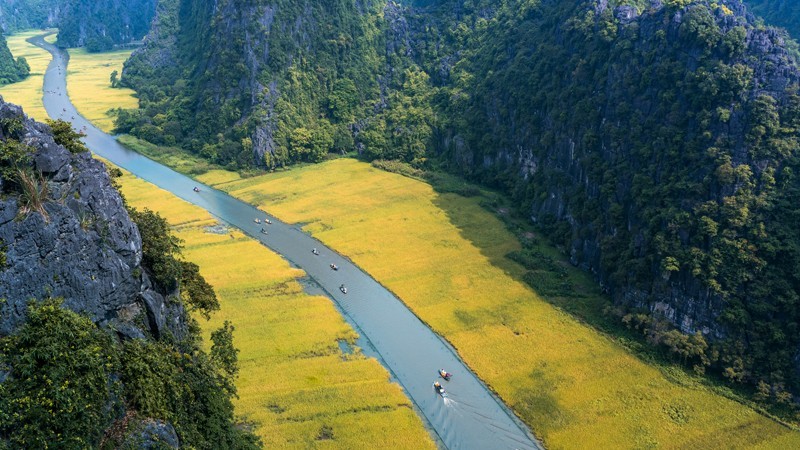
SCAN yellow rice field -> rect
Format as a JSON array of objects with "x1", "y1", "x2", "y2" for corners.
[
  {"x1": 198, "y1": 158, "x2": 800, "y2": 449},
  {"x1": 65, "y1": 47, "x2": 137, "y2": 132},
  {"x1": 0, "y1": 30, "x2": 53, "y2": 121},
  {"x1": 112, "y1": 163, "x2": 435, "y2": 449}
]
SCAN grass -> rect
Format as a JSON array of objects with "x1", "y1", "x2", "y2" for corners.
[
  {"x1": 109, "y1": 161, "x2": 435, "y2": 449},
  {"x1": 117, "y1": 135, "x2": 223, "y2": 176},
  {"x1": 192, "y1": 158, "x2": 800, "y2": 449},
  {"x1": 0, "y1": 30, "x2": 54, "y2": 121},
  {"x1": 64, "y1": 47, "x2": 138, "y2": 133}
]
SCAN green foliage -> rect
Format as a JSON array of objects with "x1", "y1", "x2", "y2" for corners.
[
  {"x1": 0, "y1": 138, "x2": 32, "y2": 185},
  {"x1": 128, "y1": 207, "x2": 183, "y2": 293},
  {"x1": 119, "y1": 0, "x2": 386, "y2": 169},
  {"x1": 120, "y1": 338, "x2": 259, "y2": 449},
  {"x1": 180, "y1": 260, "x2": 219, "y2": 320},
  {"x1": 0, "y1": 31, "x2": 31, "y2": 85},
  {"x1": 45, "y1": 119, "x2": 89, "y2": 154},
  {"x1": 0, "y1": 299, "x2": 119, "y2": 448}
]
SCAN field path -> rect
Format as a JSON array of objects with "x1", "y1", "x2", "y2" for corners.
[{"x1": 31, "y1": 33, "x2": 542, "y2": 450}]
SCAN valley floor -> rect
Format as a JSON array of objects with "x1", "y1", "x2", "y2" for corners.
[{"x1": 112, "y1": 162, "x2": 436, "y2": 448}]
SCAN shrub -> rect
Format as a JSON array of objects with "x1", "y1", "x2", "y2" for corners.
[{"x1": 0, "y1": 299, "x2": 120, "y2": 448}]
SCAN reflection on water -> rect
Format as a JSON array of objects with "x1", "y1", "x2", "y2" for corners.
[{"x1": 32, "y1": 34, "x2": 541, "y2": 450}]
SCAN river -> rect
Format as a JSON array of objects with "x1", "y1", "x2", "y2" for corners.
[{"x1": 31, "y1": 34, "x2": 541, "y2": 450}]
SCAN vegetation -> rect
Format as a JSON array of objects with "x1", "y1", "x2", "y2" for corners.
[
  {"x1": 196, "y1": 158, "x2": 800, "y2": 448},
  {"x1": 56, "y1": 0, "x2": 156, "y2": 50},
  {"x1": 111, "y1": 161, "x2": 436, "y2": 448},
  {"x1": 0, "y1": 31, "x2": 30, "y2": 85},
  {"x1": 0, "y1": 299, "x2": 119, "y2": 448},
  {"x1": 46, "y1": 119, "x2": 88, "y2": 153},
  {"x1": 118, "y1": 0, "x2": 388, "y2": 168},
  {"x1": 0, "y1": 30, "x2": 52, "y2": 121}
]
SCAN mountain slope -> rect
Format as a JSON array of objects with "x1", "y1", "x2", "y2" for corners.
[{"x1": 56, "y1": 0, "x2": 157, "y2": 50}]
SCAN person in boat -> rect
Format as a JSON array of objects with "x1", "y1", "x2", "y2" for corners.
[
  {"x1": 312, "y1": 248, "x2": 319, "y2": 255},
  {"x1": 439, "y1": 369, "x2": 452, "y2": 380},
  {"x1": 265, "y1": 219, "x2": 272, "y2": 224},
  {"x1": 254, "y1": 218, "x2": 261, "y2": 224},
  {"x1": 433, "y1": 381, "x2": 445, "y2": 395},
  {"x1": 340, "y1": 284, "x2": 347, "y2": 293},
  {"x1": 330, "y1": 263, "x2": 338, "y2": 270},
  {"x1": 260, "y1": 228, "x2": 267, "y2": 234},
  {"x1": 193, "y1": 186, "x2": 200, "y2": 192}
]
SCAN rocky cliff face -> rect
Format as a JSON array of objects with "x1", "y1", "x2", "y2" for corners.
[
  {"x1": 0, "y1": 0, "x2": 59, "y2": 33},
  {"x1": 0, "y1": 97, "x2": 185, "y2": 341}
]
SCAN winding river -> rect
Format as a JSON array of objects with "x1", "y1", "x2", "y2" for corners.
[{"x1": 32, "y1": 34, "x2": 541, "y2": 450}]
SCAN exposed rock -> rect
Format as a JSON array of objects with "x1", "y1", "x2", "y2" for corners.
[
  {"x1": 0, "y1": 97, "x2": 186, "y2": 341},
  {"x1": 126, "y1": 419, "x2": 180, "y2": 449}
]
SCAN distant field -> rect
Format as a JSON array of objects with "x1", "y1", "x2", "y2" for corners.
[
  {"x1": 0, "y1": 30, "x2": 53, "y2": 121},
  {"x1": 196, "y1": 158, "x2": 800, "y2": 449},
  {"x1": 112, "y1": 162, "x2": 435, "y2": 449},
  {"x1": 65, "y1": 47, "x2": 137, "y2": 132}
]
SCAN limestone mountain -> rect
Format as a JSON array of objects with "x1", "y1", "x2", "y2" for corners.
[
  {"x1": 56, "y1": 0, "x2": 158, "y2": 51},
  {"x1": 0, "y1": 0, "x2": 58, "y2": 33}
]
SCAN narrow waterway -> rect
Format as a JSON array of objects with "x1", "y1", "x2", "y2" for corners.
[{"x1": 32, "y1": 35, "x2": 542, "y2": 450}]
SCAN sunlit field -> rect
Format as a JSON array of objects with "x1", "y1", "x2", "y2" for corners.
[
  {"x1": 111, "y1": 163, "x2": 435, "y2": 448},
  {"x1": 65, "y1": 47, "x2": 137, "y2": 132},
  {"x1": 197, "y1": 158, "x2": 800, "y2": 449},
  {"x1": 0, "y1": 30, "x2": 53, "y2": 121}
]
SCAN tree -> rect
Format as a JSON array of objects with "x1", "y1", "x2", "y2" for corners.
[{"x1": 110, "y1": 69, "x2": 119, "y2": 88}]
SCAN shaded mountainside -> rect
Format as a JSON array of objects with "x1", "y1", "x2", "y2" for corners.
[
  {"x1": 0, "y1": 99, "x2": 258, "y2": 448},
  {"x1": 56, "y1": 0, "x2": 157, "y2": 51},
  {"x1": 0, "y1": 0, "x2": 58, "y2": 33},
  {"x1": 411, "y1": 0, "x2": 800, "y2": 392},
  {"x1": 122, "y1": 0, "x2": 800, "y2": 397}
]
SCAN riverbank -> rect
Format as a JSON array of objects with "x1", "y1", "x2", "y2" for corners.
[
  {"x1": 109, "y1": 161, "x2": 436, "y2": 448},
  {"x1": 190, "y1": 158, "x2": 800, "y2": 449}
]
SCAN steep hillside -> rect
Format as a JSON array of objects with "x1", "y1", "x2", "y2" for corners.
[
  {"x1": 56, "y1": 0, "x2": 157, "y2": 51},
  {"x1": 0, "y1": 100, "x2": 258, "y2": 447},
  {"x1": 0, "y1": 0, "x2": 58, "y2": 33},
  {"x1": 120, "y1": 0, "x2": 389, "y2": 167},
  {"x1": 121, "y1": 0, "x2": 800, "y2": 398},
  {"x1": 408, "y1": 0, "x2": 800, "y2": 393}
]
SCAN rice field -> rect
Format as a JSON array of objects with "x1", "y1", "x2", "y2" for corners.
[
  {"x1": 197, "y1": 158, "x2": 800, "y2": 449},
  {"x1": 112, "y1": 163, "x2": 435, "y2": 449},
  {"x1": 65, "y1": 47, "x2": 137, "y2": 132},
  {"x1": 0, "y1": 30, "x2": 54, "y2": 121}
]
